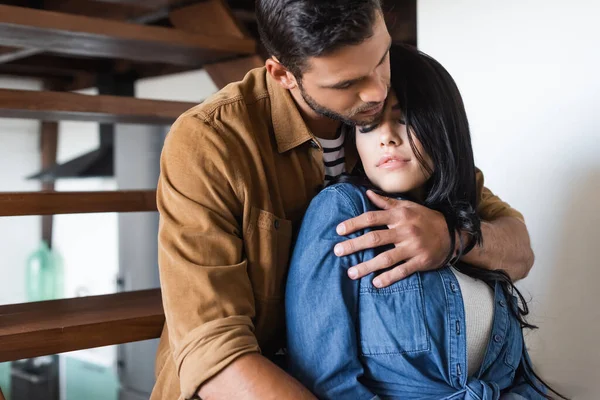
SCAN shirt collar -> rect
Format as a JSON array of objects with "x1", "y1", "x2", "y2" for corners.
[
  {"x1": 267, "y1": 71, "x2": 314, "y2": 153},
  {"x1": 266, "y1": 70, "x2": 359, "y2": 173}
]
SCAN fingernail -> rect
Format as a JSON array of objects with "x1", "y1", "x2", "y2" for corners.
[
  {"x1": 348, "y1": 268, "x2": 358, "y2": 279},
  {"x1": 373, "y1": 279, "x2": 382, "y2": 288},
  {"x1": 336, "y1": 224, "x2": 346, "y2": 235},
  {"x1": 334, "y1": 244, "x2": 343, "y2": 256}
]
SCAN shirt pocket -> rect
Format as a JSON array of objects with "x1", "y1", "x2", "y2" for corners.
[
  {"x1": 245, "y1": 207, "x2": 293, "y2": 300},
  {"x1": 358, "y1": 272, "x2": 429, "y2": 356}
]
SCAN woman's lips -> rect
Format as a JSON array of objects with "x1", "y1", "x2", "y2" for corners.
[{"x1": 376, "y1": 155, "x2": 411, "y2": 169}]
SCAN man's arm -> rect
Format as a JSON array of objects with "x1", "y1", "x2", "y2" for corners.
[
  {"x1": 199, "y1": 354, "x2": 316, "y2": 400},
  {"x1": 466, "y1": 169, "x2": 534, "y2": 280},
  {"x1": 158, "y1": 115, "x2": 314, "y2": 399},
  {"x1": 332, "y1": 169, "x2": 533, "y2": 287},
  {"x1": 461, "y1": 217, "x2": 534, "y2": 281}
]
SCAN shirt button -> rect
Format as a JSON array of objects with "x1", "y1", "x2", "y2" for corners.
[
  {"x1": 494, "y1": 334, "x2": 502, "y2": 343},
  {"x1": 309, "y1": 140, "x2": 320, "y2": 149},
  {"x1": 499, "y1": 300, "x2": 506, "y2": 308},
  {"x1": 274, "y1": 220, "x2": 280, "y2": 230},
  {"x1": 450, "y1": 283, "x2": 458, "y2": 292}
]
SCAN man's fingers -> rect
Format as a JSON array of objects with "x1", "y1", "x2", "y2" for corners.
[
  {"x1": 337, "y1": 194, "x2": 414, "y2": 235},
  {"x1": 347, "y1": 246, "x2": 408, "y2": 280},
  {"x1": 366, "y1": 190, "x2": 397, "y2": 210},
  {"x1": 336, "y1": 210, "x2": 392, "y2": 235},
  {"x1": 372, "y1": 258, "x2": 422, "y2": 288},
  {"x1": 335, "y1": 228, "x2": 398, "y2": 257}
]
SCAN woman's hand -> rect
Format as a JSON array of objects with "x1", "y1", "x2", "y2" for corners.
[{"x1": 334, "y1": 190, "x2": 451, "y2": 288}]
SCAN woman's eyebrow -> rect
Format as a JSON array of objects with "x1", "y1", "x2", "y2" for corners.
[{"x1": 392, "y1": 103, "x2": 401, "y2": 110}]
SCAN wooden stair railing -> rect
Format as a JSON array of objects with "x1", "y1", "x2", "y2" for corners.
[
  {"x1": 0, "y1": 191, "x2": 157, "y2": 217},
  {"x1": 0, "y1": 0, "x2": 270, "y2": 369},
  {"x1": 170, "y1": 0, "x2": 266, "y2": 89},
  {"x1": 0, "y1": 4, "x2": 256, "y2": 66},
  {"x1": 0, "y1": 289, "x2": 164, "y2": 363},
  {"x1": 0, "y1": 88, "x2": 197, "y2": 124}
]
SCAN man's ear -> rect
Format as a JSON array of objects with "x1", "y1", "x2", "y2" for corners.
[{"x1": 266, "y1": 58, "x2": 299, "y2": 90}]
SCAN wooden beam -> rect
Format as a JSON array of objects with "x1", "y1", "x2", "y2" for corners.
[
  {"x1": 0, "y1": 88, "x2": 196, "y2": 124},
  {"x1": 169, "y1": 0, "x2": 263, "y2": 88},
  {"x1": 91, "y1": 0, "x2": 187, "y2": 8},
  {"x1": 0, "y1": 289, "x2": 164, "y2": 362},
  {"x1": 204, "y1": 55, "x2": 264, "y2": 89},
  {"x1": 40, "y1": 121, "x2": 59, "y2": 247},
  {"x1": 0, "y1": 47, "x2": 40, "y2": 64},
  {"x1": 43, "y1": 0, "x2": 155, "y2": 20},
  {"x1": 169, "y1": 0, "x2": 247, "y2": 38},
  {"x1": 384, "y1": 0, "x2": 417, "y2": 45},
  {"x1": 0, "y1": 5, "x2": 256, "y2": 66},
  {"x1": 0, "y1": 190, "x2": 157, "y2": 216},
  {"x1": 231, "y1": 9, "x2": 256, "y2": 23},
  {"x1": 0, "y1": 55, "x2": 111, "y2": 77}
]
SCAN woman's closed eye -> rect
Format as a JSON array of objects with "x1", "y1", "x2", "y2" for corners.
[{"x1": 358, "y1": 123, "x2": 379, "y2": 134}]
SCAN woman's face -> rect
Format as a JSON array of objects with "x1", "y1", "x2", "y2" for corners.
[{"x1": 355, "y1": 90, "x2": 433, "y2": 196}]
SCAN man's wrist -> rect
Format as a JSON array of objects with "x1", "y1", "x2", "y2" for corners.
[{"x1": 454, "y1": 229, "x2": 477, "y2": 258}]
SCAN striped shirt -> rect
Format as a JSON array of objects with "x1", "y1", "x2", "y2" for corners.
[{"x1": 317, "y1": 129, "x2": 346, "y2": 184}]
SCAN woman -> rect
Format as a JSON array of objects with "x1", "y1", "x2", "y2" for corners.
[{"x1": 285, "y1": 44, "x2": 565, "y2": 400}]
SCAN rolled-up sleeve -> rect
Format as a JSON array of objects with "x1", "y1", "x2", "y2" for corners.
[
  {"x1": 475, "y1": 168, "x2": 524, "y2": 222},
  {"x1": 157, "y1": 115, "x2": 260, "y2": 398}
]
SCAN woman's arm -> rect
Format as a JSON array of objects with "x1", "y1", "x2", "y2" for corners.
[{"x1": 286, "y1": 185, "x2": 378, "y2": 400}]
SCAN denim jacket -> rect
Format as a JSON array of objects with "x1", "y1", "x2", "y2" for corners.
[{"x1": 285, "y1": 183, "x2": 545, "y2": 400}]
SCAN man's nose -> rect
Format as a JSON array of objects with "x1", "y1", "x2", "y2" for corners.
[{"x1": 359, "y1": 75, "x2": 387, "y2": 104}]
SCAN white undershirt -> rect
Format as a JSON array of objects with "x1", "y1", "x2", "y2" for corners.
[{"x1": 451, "y1": 267, "x2": 495, "y2": 376}]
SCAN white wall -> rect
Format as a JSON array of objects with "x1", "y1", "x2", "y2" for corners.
[
  {"x1": 0, "y1": 76, "x2": 42, "y2": 306},
  {"x1": 419, "y1": 1, "x2": 600, "y2": 398}
]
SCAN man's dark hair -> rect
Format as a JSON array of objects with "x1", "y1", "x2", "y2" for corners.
[{"x1": 256, "y1": 0, "x2": 383, "y2": 76}]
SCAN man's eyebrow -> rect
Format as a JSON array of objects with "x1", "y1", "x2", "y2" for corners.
[{"x1": 324, "y1": 40, "x2": 392, "y2": 89}]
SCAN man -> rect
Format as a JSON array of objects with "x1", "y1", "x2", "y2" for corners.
[{"x1": 151, "y1": 1, "x2": 534, "y2": 399}]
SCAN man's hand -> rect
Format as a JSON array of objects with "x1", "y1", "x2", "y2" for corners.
[{"x1": 334, "y1": 190, "x2": 451, "y2": 288}]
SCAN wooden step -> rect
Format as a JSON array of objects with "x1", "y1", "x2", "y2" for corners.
[
  {"x1": 0, "y1": 190, "x2": 157, "y2": 217},
  {"x1": 0, "y1": 88, "x2": 196, "y2": 124},
  {"x1": 0, "y1": 5, "x2": 256, "y2": 66},
  {"x1": 0, "y1": 289, "x2": 164, "y2": 362}
]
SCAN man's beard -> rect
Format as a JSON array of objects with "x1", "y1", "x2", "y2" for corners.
[{"x1": 298, "y1": 81, "x2": 386, "y2": 127}]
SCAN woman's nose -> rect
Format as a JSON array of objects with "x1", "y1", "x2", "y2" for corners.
[{"x1": 379, "y1": 124, "x2": 401, "y2": 147}]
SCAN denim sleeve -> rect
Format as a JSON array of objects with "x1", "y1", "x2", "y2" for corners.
[{"x1": 285, "y1": 186, "x2": 376, "y2": 400}]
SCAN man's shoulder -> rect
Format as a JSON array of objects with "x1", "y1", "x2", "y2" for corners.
[
  {"x1": 185, "y1": 66, "x2": 271, "y2": 124},
  {"x1": 165, "y1": 67, "x2": 271, "y2": 151}
]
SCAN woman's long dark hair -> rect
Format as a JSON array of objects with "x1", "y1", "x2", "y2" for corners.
[{"x1": 335, "y1": 44, "x2": 566, "y2": 399}]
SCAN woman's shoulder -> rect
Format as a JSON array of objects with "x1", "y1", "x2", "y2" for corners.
[{"x1": 312, "y1": 182, "x2": 371, "y2": 215}]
